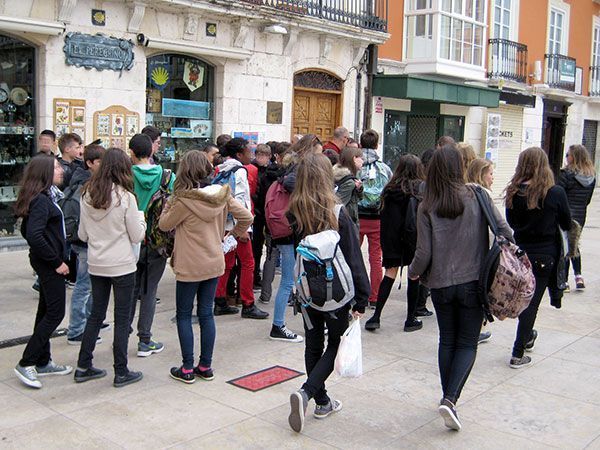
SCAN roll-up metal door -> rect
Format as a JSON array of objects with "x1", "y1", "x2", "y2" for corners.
[{"x1": 488, "y1": 105, "x2": 524, "y2": 197}]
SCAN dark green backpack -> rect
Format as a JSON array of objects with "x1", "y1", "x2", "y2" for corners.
[{"x1": 145, "y1": 169, "x2": 174, "y2": 258}]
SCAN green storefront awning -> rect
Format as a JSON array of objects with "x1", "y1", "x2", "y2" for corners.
[{"x1": 373, "y1": 74, "x2": 500, "y2": 108}]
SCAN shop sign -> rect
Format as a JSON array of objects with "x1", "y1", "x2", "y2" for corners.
[
  {"x1": 149, "y1": 61, "x2": 171, "y2": 91},
  {"x1": 92, "y1": 9, "x2": 106, "y2": 26},
  {"x1": 183, "y1": 61, "x2": 204, "y2": 92},
  {"x1": 558, "y1": 59, "x2": 576, "y2": 84},
  {"x1": 162, "y1": 98, "x2": 210, "y2": 119},
  {"x1": 63, "y1": 32, "x2": 134, "y2": 72}
]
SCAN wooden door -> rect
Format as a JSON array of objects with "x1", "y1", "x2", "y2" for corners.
[{"x1": 292, "y1": 89, "x2": 340, "y2": 142}]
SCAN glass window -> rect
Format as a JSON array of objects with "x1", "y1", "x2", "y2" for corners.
[
  {"x1": 145, "y1": 54, "x2": 214, "y2": 165},
  {"x1": 549, "y1": 8, "x2": 564, "y2": 54},
  {"x1": 406, "y1": 14, "x2": 434, "y2": 58},
  {"x1": 442, "y1": 0, "x2": 452, "y2": 13},
  {"x1": 594, "y1": 26, "x2": 600, "y2": 67}
]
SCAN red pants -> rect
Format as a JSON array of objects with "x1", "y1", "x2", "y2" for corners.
[
  {"x1": 359, "y1": 217, "x2": 383, "y2": 303},
  {"x1": 216, "y1": 238, "x2": 255, "y2": 307}
]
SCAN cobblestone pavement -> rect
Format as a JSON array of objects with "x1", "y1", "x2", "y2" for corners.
[{"x1": 2, "y1": 195, "x2": 600, "y2": 449}]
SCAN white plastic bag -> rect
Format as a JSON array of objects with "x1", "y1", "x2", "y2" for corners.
[{"x1": 334, "y1": 318, "x2": 363, "y2": 378}]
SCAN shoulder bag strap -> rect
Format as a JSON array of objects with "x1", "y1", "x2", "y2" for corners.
[{"x1": 473, "y1": 185, "x2": 499, "y2": 238}]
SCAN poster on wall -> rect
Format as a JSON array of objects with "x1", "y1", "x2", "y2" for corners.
[
  {"x1": 126, "y1": 115, "x2": 139, "y2": 136},
  {"x1": 93, "y1": 105, "x2": 140, "y2": 152},
  {"x1": 55, "y1": 102, "x2": 70, "y2": 124},
  {"x1": 183, "y1": 60, "x2": 205, "y2": 92},
  {"x1": 112, "y1": 114, "x2": 124, "y2": 136},
  {"x1": 190, "y1": 120, "x2": 212, "y2": 138},
  {"x1": 96, "y1": 114, "x2": 110, "y2": 136},
  {"x1": 485, "y1": 113, "x2": 501, "y2": 164},
  {"x1": 72, "y1": 107, "x2": 85, "y2": 126},
  {"x1": 53, "y1": 98, "x2": 86, "y2": 140}
]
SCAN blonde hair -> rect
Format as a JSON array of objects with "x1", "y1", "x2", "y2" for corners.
[
  {"x1": 505, "y1": 147, "x2": 555, "y2": 209},
  {"x1": 457, "y1": 142, "x2": 477, "y2": 175},
  {"x1": 288, "y1": 153, "x2": 339, "y2": 237},
  {"x1": 467, "y1": 158, "x2": 493, "y2": 189},
  {"x1": 566, "y1": 144, "x2": 595, "y2": 176}
]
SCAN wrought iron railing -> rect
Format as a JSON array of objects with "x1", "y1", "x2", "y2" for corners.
[
  {"x1": 545, "y1": 53, "x2": 576, "y2": 91},
  {"x1": 240, "y1": 0, "x2": 388, "y2": 32},
  {"x1": 590, "y1": 66, "x2": 600, "y2": 96},
  {"x1": 487, "y1": 38, "x2": 527, "y2": 83}
]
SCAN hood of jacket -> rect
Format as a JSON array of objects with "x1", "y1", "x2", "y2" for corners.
[
  {"x1": 575, "y1": 173, "x2": 596, "y2": 187},
  {"x1": 82, "y1": 186, "x2": 125, "y2": 221},
  {"x1": 173, "y1": 184, "x2": 231, "y2": 222},
  {"x1": 362, "y1": 148, "x2": 380, "y2": 165},
  {"x1": 132, "y1": 164, "x2": 163, "y2": 191},
  {"x1": 217, "y1": 158, "x2": 242, "y2": 173},
  {"x1": 69, "y1": 166, "x2": 91, "y2": 190},
  {"x1": 332, "y1": 164, "x2": 353, "y2": 182},
  {"x1": 265, "y1": 163, "x2": 285, "y2": 182}
]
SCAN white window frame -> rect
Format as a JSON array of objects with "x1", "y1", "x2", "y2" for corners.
[
  {"x1": 547, "y1": 0, "x2": 570, "y2": 56},
  {"x1": 592, "y1": 16, "x2": 600, "y2": 67},
  {"x1": 491, "y1": 0, "x2": 520, "y2": 42},
  {"x1": 438, "y1": 0, "x2": 487, "y2": 67}
]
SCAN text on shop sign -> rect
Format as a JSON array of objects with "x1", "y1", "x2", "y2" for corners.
[{"x1": 64, "y1": 32, "x2": 134, "y2": 72}]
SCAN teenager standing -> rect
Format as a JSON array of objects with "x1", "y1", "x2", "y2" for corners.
[
  {"x1": 159, "y1": 151, "x2": 253, "y2": 383},
  {"x1": 287, "y1": 153, "x2": 369, "y2": 433},
  {"x1": 408, "y1": 146, "x2": 512, "y2": 431},
  {"x1": 506, "y1": 147, "x2": 571, "y2": 368},
  {"x1": 333, "y1": 146, "x2": 363, "y2": 226},
  {"x1": 74, "y1": 148, "x2": 147, "y2": 387},
  {"x1": 14, "y1": 155, "x2": 72, "y2": 388}
]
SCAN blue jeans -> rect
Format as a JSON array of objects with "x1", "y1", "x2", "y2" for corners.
[
  {"x1": 430, "y1": 281, "x2": 483, "y2": 404},
  {"x1": 176, "y1": 278, "x2": 219, "y2": 370},
  {"x1": 68, "y1": 244, "x2": 92, "y2": 339},
  {"x1": 273, "y1": 244, "x2": 295, "y2": 327}
]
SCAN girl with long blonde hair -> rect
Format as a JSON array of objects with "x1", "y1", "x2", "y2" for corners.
[
  {"x1": 558, "y1": 144, "x2": 596, "y2": 289},
  {"x1": 505, "y1": 147, "x2": 571, "y2": 369},
  {"x1": 287, "y1": 153, "x2": 370, "y2": 434}
]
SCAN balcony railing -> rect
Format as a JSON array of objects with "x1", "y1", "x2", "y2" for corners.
[
  {"x1": 590, "y1": 66, "x2": 600, "y2": 96},
  {"x1": 487, "y1": 38, "x2": 527, "y2": 83},
  {"x1": 240, "y1": 0, "x2": 388, "y2": 32},
  {"x1": 545, "y1": 53, "x2": 576, "y2": 91}
]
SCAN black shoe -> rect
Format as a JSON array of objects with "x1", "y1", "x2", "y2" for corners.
[
  {"x1": 415, "y1": 308, "x2": 433, "y2": 318},
  {"x1": 31, "y1": 281, "x2": 40, "y2": 293},
  {"x1": 156, "y1": 297, "x2": 161, "y2": 305},
  {"x1": 364, "y1": 316, "x2": 380, "y2": 331},
  {"x1": 550, "y1": 297, "x2": 562, "y2": 309},
  {"x1": 170, "y1": 366, "x2": 195, "y2": 384},
  {"x1": 525, "y1": 329, "x2": 538, "y2": 352},
  {"x1": 241, "y1": 304, "x2": 269, "y2": 319},
  {"x1": 404, "y1": 319, "x2": 423, "y2": 332},
  {"x1": 100, "y1": 322, "x2": 111, "y2": 331},
  {"x1": 193, "y1": 366, "x2": 215, "y2": 381},
  {"x1": 74, "y1": 366, "x2": 107, "y2": 383},
  {"x1": 368, "y1": 300, "x2": 377, "y2": 310},
  {"x1": 214, "y1": 304, "x2": 240, "y2": 316},
  {"x1": 114, "y1": 371, "x2": 143, "y2": 388}
]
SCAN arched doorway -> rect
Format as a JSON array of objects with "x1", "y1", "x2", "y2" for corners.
[
  {"x1": 0, "y1": 34, "x2": 36, "y2": 235},
  {"x1": 145, "y1": 54, "x2": 214, "y2": 164},
  {"x1": 292, "y1": 70, "x2": 343, "y2": 141}
]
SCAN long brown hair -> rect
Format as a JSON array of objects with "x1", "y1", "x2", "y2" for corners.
[
  {"x1": 288, "y1": 134, "x2": 322, "y2": 157},
  {"x1": 457, "y1": 142, "x2": 477, "y2": 176},
  {"x1": 382, "y1": 154, "x2": 424, "y2": 205},
  {"x1": 83, "y1": 148, "x2": 134, "y2": 209},
  {"x1": 505, "y1": 147, "x2": 554, "y2": 209},
  {"x1": 566, "y1": 144, "x2": 595, "y2": 176},
  {"x1": 422, "y1": 145, "x2": 465, "y2": 219},
  {"x1": 338, "y1": 146, "x2": 363, "y2": 175},
  {"x1": 467, "y1": 158, "x2": 493, "y2": 189},
  {"x1": 15, "y1": 155, "x2": 56, "y2": 217},
  {"x1": 174, "y1": 150, "x2": 213, "y2": 192},
  {"x1": 288, "y1": 153, "x2": 338, "y2": 236}
]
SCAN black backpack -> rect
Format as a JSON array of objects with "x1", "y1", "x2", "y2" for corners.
[
  {"x1": 59, "y1": 185, "x2": 83, "y2": 244},
  {"x1": 401, "y1": 195, "x2": 419, "y2": 250}
]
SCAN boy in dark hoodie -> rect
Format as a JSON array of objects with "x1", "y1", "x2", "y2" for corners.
[
  {"x1": 251, "y1": 143, "x2": 273, "y2": 287},
  {"x1": 129, "y1": 134, "x2": 175, "y2": 357}
]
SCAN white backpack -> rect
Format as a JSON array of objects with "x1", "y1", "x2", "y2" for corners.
[{"x1": 294, "y1": 205, "x2": 355, "y2": 313}]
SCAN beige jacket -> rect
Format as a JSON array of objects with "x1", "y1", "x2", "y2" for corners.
[
  {"x1": 158, "y1": 184, "x2": 253, "y2": 282},
  {"x1": 79, "y1": 185, "x2": 146, "y2": 277}
]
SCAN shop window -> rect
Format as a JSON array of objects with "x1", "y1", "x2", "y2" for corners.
[
  {"x1": 145, "y1": 54, "x2": 214, "y2": 165},
  {"x1": 0, "y1": 35, "x2": 35, "y2": 236}
]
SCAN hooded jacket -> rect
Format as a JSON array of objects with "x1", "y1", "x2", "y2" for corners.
[
  {"x1": 62, "y1": 166, "x2": 91, "y2": 247},
  {"x1": 557, "y1": 169, "x2": 596, "y2": 227},
  {"x1": 216, "y1": 158, "x2": 252, "y2": 232},
  {"x1": 132, "y1": 164, "x2": 174, "y2": 212},
  {"x1": 79, "y1": 185, "x2": 146, "y2": 277},
  {"x1": 380, "y1": 185, "x2": 419, "y2": 266},
  {"x1": 158, "y1": 184, "x2": 254, "y2": 282},
  {"x1": 358, "y1": 148, "x2": 393, "y2": 219},
  {"x1": 333, "y1": 164, "x2": 362, "y2": 225}
]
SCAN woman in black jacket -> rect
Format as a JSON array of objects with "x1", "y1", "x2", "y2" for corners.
[
  {"x1": 506, "y1": 147, "x2": 572, "y2": 369},
  {"x1": 558, "y1": 144, "x2": 596, "y2": 290},
  {"x1": 14, "y1": 155, "x2": 72, "y2": 389},
  {"x1": 286, "y1": 153, "x2": 369, "y2": 434},
  {"x1": 365, "y1": 154, "x2": 425, "y2": 332}
]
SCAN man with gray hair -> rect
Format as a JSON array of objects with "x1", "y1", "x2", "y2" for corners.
[{"x1": 323, "y1": 126, "x2": 349, "y2": 154}]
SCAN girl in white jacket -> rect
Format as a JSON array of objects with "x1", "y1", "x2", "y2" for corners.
[{"x1": 74, "y1": 148, "x2": 147, "y2": 388}]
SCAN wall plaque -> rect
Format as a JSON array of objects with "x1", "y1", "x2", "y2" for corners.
[
  {"x1": 266, "y1": 101, "x2": 283, "y2": 124},
  {"x1": 63, "y1": 32, "x2": 134, "y2": 72}
]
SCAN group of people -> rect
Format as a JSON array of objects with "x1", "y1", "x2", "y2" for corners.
[{"x1": 11, "y1": 123, "x2": 596, "y2": 433}]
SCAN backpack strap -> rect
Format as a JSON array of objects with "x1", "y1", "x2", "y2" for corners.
[
  {"x1": 473, "y1": 185, "x2": 499, "y2": 237},
  {"x1": 160, "y1": 168, "x2": 173, "y2": 190}
]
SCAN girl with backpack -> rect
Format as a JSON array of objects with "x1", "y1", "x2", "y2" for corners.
[
  {"x1": 333, "y1": 147, "x2": 364, "y2": 225},
  {"x1": 365, "y1": 154, "x2": 425, "y2": 333},
  {"x1": 287, "y1": 153, "x2": 370, "y2": 434},
  {"x1": 158, "y1": 151, "x2": 253, "y2": 383},
  {"x1": 505, "y1": 147, "x2": 571, "y2": 369},
  {"x1": 408, "y1": 146, "x2": 512, "y2": 431},
  {"x1": 74, "y1": 148, "x2": 147, "y2": 388},
  {"x1": 14, "y1": 155, "x2": 73, "y2": 389},
  {"x1": 557, "y1": 144, "x2": 596, "y2": 291}
]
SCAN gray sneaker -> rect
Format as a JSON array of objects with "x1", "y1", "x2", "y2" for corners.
[
  {"x1": 510, "y1": 355, "x2": 532, "y2": 369},
  {"x1": 14, "y1": 364, "x2": 41, "y2": 389},
  {"x1": 36, "y1": 360, "x2": 73, "y2": 377},
  {"x1": 438, "y1": 398, "x2": 461, "y2": 431},
  {"x1": 288, "y1": 389, "x2": 309, "y2": 433},
  {"x1": 137, "y1": 340, "x2": 164, "y2": 357},
  {"x1": 314, "y1": 399, "x2": 343, "y2": 419}
]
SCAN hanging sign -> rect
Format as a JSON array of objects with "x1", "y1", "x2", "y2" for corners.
[
  {"x1": 149, "y1": 61, "x2": 171, "y2": 91},
  {"x1": 63, "y1": 32, "x2": 134, "y2": 71},
  {"x1": 183, "y1": 60, "x2": 205, "y2": 92}
]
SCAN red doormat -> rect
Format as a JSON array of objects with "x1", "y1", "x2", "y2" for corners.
[{"x1": 227, "y1": 365, "x2": 304, "y2": 392}]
